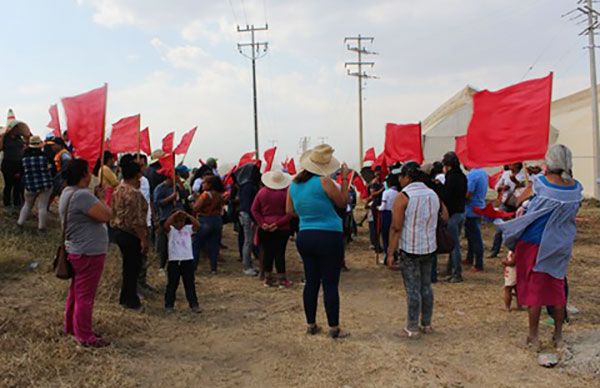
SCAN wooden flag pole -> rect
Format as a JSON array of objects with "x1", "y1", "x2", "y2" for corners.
[
  {"x1": 98, "y1": 83, "x2": 108, "y2": 187},
  {"x1": 137, "y1": 114, "x2": 141, "y2": 161}
]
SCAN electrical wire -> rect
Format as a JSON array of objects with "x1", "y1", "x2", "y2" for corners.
[
  {"x1": 227, "y1": 0, "x2": 239, "y2": 26},
  {"x1": 240, "y1": 0, "x2": 249, "y2": 26}
]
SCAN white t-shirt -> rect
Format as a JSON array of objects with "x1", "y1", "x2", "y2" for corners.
[
  {"x1": 168, "y1": 225, "x2": 194, "y2": 261},
  {"x1": 379, "y1": 187, "x2": 399, "y2": 211},
  {"x1": 435, "y1": 173, "x2": 446, "y2": 184},
  {"x1": 495, "y1": 170, "x2": 526, "y2": 203},
  {"x1": 139, "y1": 176, "x2": 152, "y2": 227}
]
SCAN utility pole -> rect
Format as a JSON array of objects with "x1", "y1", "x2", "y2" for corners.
[
  {"x1": 237, "y1": 24, "x2": 269, "y2": 159},
  {"x1": 566, "y1": 1, "x2": 600, "y2": 198},
  {"x1": 299, "y1": 136, "x2": 311, "y2": 155},
  {"x1": 345, "y1": 35, "x2": 378, "y2": 168}
]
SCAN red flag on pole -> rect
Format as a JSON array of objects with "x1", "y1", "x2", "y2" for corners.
[
  {"x1": 263, "y1": 146, "x2": 277, "y2": 172},
  {"x1": 109, "y1": 114, "x2": 140, "y2": 154},
  {"x1": 488, "y1": 170, "x2": 503, "y2": 190},
  {"x1": 157, "y1": 154, "x2": 175, "y2": 177},
  {"x1": 286, "y1": 158, "x2": 297, "y2": 175},
  {"x1": 140, "y1": 127, "x2": 151, "y2": 155},
  {"x1": 383, "y1": 123, "x2": 423, "y2": 164},
  {"x1": 473, "y1": 202, "x2": 515, "y2": 219},
  {"x1": 162, "y1": 132, "x2": 175, "y2": 154},
  {"x1": 372, "y1": 152, "x2": 389, "y2": 179},
  {"x1": 61, "y1": 84, "x2": 107, "y2": 166},
  {"x1": 363, "y1": 147, "x2": 376, "y2": 163},
  {"x1": 238, "y1": 151, "x2": 257, "y2": 166},
  {"x1": 465, "y1": 73, "x2": 553, "y2": 166},
  {"x1": 47, "y1": 104, "x2": 61, "y2": 137},
  {"x1": 174, "y1": 127, "x2": 197, "y2": 155}
]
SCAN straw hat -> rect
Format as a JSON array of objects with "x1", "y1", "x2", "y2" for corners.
[
  {"x1": 261, "y1": 171, "x2": 292, "y2": 190},
  {"x1": 299, "y1": 144, "x2": 340, "y2": 177},
  {"x1": 28, "y1": 135, "x2": 44, "y2": 149},
  {"x1": 151, "y1": 149, "x2": 167, "y2": 160}
]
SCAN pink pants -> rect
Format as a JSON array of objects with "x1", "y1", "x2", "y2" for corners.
[{"x1": 64, "y1": 253, "x2": 106, "y2": 344}]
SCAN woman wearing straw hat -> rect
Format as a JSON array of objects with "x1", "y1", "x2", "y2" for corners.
[
  {"x1": 252, "y1": 170, "x2": 293, "y2": 288},
  {"x1": 17, "y1": 136, "x2": 54, "y2": 231},
  {"x1": 287, "y1": 144, "x2": 350, "y2": 339}
]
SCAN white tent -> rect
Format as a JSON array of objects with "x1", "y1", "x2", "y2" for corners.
[{"x1": 551, "y1": 87, "x2": 599, "y2": 197}]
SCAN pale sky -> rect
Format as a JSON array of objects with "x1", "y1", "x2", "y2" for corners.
[{"x1": 0, "y1": 0, "x2": 592, "y2": 169}]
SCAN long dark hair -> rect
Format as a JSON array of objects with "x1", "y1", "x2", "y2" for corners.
[
  {"x1": 293, "y1": 170, "x2": 316, "y2": 184},
  {"x1": 204, "y1": 175, "x2": 225, "y2": 193},
  {"x1": 93, "y1": 151, "x2": 114, "y2": 176}
]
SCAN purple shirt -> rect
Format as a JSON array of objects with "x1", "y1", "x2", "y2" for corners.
[{"x1": 251, "y1": 187, "x2": 292, "y2": 230}]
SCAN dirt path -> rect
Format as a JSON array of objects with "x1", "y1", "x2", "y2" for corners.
[{"x1": 1, "y1": 205, "x2": 599, "y2": 387}]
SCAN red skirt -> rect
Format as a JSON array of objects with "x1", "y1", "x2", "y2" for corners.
[{"x1": 515, "y1": 241, "x2": 566, "y2": 306}]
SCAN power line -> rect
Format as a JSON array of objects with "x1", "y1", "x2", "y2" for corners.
[
  {"x1": 345, "y1": 34, "x2": 378, "y2": 168},
  {"x1": 237, "y1": 23, "x2": 269, "y2": 158},
  {"x1": 240, "y1": 0, "x2": 249, "y2": 26},
  {"x1": 227, "y1": 0, "x2": 239, "y2": 26}
]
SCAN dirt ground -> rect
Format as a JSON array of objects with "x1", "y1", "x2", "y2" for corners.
[{"x1": 1, "y1": 203, "x2": 599, "y2": 387}]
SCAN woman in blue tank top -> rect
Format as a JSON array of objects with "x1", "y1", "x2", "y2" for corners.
[{"x1": 287, "y1": 144, "x2": 350, "y2": 339}]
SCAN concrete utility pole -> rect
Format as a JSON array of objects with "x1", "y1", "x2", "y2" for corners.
[
  {"x1": 237, "y1": 24, "x2": 269, "y2": 159},
  {"x1": 566, "y1": 1, "x2": 600, "y2": 198},
  {"x1": 299, "y1": 136, "x2": 310, "y2": 156},
  {"x1": 345, "y1": 35, "x2": 377, "y2": 168}
]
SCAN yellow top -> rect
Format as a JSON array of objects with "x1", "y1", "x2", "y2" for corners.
[{"x1": 100, "y1": 165, "x2": 119, "y2": 188}]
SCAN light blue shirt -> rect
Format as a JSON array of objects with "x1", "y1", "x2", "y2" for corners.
[
  {"x1": 289, "y1": 176, "x2": 342, "y2": 232},
  {"x1": 466, "y1": 168, "x2": 488, "y2": 218}
]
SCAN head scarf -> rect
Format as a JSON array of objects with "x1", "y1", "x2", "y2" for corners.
[{"x1": 545, "y1": 144, "x2": 573, "y2": 180}]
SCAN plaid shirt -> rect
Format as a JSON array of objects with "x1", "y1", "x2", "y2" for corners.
[{"x1": 22, "y1": 155, "x2": 53, "y2": 192}]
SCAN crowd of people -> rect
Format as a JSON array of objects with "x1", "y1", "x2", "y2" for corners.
[{"x1": 0, "y1": 111, "x2": 584, "y2": 352}]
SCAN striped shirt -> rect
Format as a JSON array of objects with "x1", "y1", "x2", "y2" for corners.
[{"x1": 400, "y1": 182, "x2": 440, "y2": 255}]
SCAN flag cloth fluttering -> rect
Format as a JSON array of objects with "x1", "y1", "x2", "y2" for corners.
[
  {"x1": 372, "y1": 152, "x2": 389, "y2": 180},
  {"x1": 47, "y1": 104, "x2": 61, "y2": 137},
  {"x1": 263, "y1": 146, "x2": 277, "y2": 172},
  {"x1": 488, "y1": 170, "x2": 503, "y2": 190},
  {"x1": 383, "y1": 123, "x2": 423, "y2": 165},
  {"x1": 140, "y1": 127, "x2": 151, "y2": 155},
  {"x1": 108, "y1": 114, "x2": 140, "y2": 154},
  {"x1": 363, "y1": 147, "x2": 376, "y2": 163},
  {"x1": 336, "y1": 172, "x2": 368, "y2": 199},
  {"x1": 61, "y1": 84, "x2": 107, "y2": 166},
  {"x1": 455, "y1": 135, "x2": 477, "y2": 168},
  {"x1": 174, "y1": 127, "x2": 197, "y2": 155},
  {"x1": 162, "y1": 132, "x2": 175, "y2": 154},
  {"x1": 157, "y1": 154, "x2": 175, "y2": 178},
  {"x1": 473, "y1": 202, "x2": 515, "y2": 220},
  {"x1": 282, "y1": 158, "x2": 297, "y2": 175},
  {"x1": 238, "y1": 151, "x2": 258, "y2": 167},
  {"x1": 465, "y1": 73, "x2": 553, "y2": 167}
]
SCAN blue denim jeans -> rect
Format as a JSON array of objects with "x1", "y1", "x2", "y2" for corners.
[
  {"x1": 193, "y1": 215, "x2": 223, "y2": 271},
  {"x1": 400, "y1": 251, "x2": 434, "y2": 331},
  {"x1": 465, "y1": 217, "x2": 484, "y2": 270},
  {"x1": 446, "y1": 213, "x2": 466, "y2": 277}
]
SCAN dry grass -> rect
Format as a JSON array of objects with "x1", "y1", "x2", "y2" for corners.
[{"x1": 0, "y1": 202, "x2": 599, "y2": 387}]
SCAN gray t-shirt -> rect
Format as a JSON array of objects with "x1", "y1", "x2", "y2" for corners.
[{"x1": 58, "y1": 186, "x2": 108, "y2": 255}]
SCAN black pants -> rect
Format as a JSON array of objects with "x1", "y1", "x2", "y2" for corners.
[
  {"x1": 368, "y1": 209, "x2": 382, "y2": 251},
  {"x1": 165, "y1": 260, "x2": 198, "y2": 308},
  {"x1": 1, "y1": 159, "x2": 23, "y2": 207},
  {"x1": 260, "y1": 230, "x2": 289, "y2": 274},
  {"x1": 157, "y1": 221, "x2": 169, "y2": 268},
  {"x1": 114, "y1": 229, "x2": 142, "y2": 309},
  {"x1": 296, "y1": 230, "x2": 344, "y2": 327}
]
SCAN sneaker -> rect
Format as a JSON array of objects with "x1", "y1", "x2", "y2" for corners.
[
  {"x1": 210, "y1": 270, "x2": 217, "y2": 275},
  {"x1": 243, "y1": 268, "x2": 259, "y2": 276},
  {"x1": 470, "y1": 268, "x2": 483, "y2": 273},
  {"x1": 263, "y1": 277, "x2": 276, "y2": 288},
  {"x1": 278, "y1": 279, "x2": 293, "y2": 289},
  {"x1": 448, "y1": 276, "x2": 463, "y2": 283},
  {"x1": 190, "y1": 306, "x2": 202, "y2": 314}
]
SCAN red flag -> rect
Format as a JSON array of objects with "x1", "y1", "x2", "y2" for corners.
[
  {"x1": 372, "y1": 152, "x2": 389, "y2": 179},
  {"x1": 238, "y1": 151, "x2": 257, "y2": 166},
  {"x1": 174, "y1": 127, "x2": 197, "y2": 155},
  {"x1": 353, "y1": 174, "x2": 368, "y2": 199},
  {"x1": 162, "y1": 132, "x2": 174, "y2": 154},
  {"x1": 465, "y1": 73, "x2": 553, "y2": 166},
  {"x1": 61, "y1": 84, "x2": 107, "y2": 166},
  {"x1": 454, "y1": 135, "x2": 477, "y2": 168},
  {"x1": 286, "y1": 158, "x2": 297, "y2": 175},
  {"x1": 488, "y1": 170, "x2": 503, "y2": 190},
  {"x1": 263, "y1": 146, "x2": 277, "y2": 172},
  {"x1": 223, "y1": 165, "x2": 237, "y2": 186},
  {"x1": 157, "y1": 154, "x2": 175, "y2": 177},
  {"x1": 47, "y1": 104, "x2": 61, "y2": 137},
  {"x1": 473, "y1": 203, "x2": 515, "y2": 219},
  {"x1": 140, "y1": 127, "x2": 151, "y2": 155},
  {"x1": 384, "y1": 123, "x2": 423, "y2": 164},
  {"x1": 363, "y1": 147, "x2": 376, "y2": 163},
  {"x1": 109, "y1": 114, "x2": 140, "y2": 154}
]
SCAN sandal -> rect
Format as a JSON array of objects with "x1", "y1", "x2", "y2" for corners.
[
  {"x1": 419, "y1": 325, "x2": 433, "y2": 335},
  {"x1": 329, "y1": 328, "x2": 350, "y2": 339},
  {"x1": 306, "y1": 325, "x2": 321, "y2": 336},
  {"x1": 398, "y1": 327, "x2": 421, "y2": 340}
]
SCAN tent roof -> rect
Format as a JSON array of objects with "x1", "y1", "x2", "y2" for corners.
[{"x1": 422, "y1": 85, "x2": 478, "y2": 134}]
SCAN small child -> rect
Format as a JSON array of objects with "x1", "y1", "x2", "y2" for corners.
[
  {"x1": 164, "y1": 210, "x2": 201, "y2": 313},
  {"x1": 502, "y1": 251, "x2": 522, "y2": 311}
]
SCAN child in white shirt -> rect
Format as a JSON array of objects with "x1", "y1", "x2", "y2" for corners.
[{"x1": 164, "y1": 210, "x2": 201, "y2": 313}]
